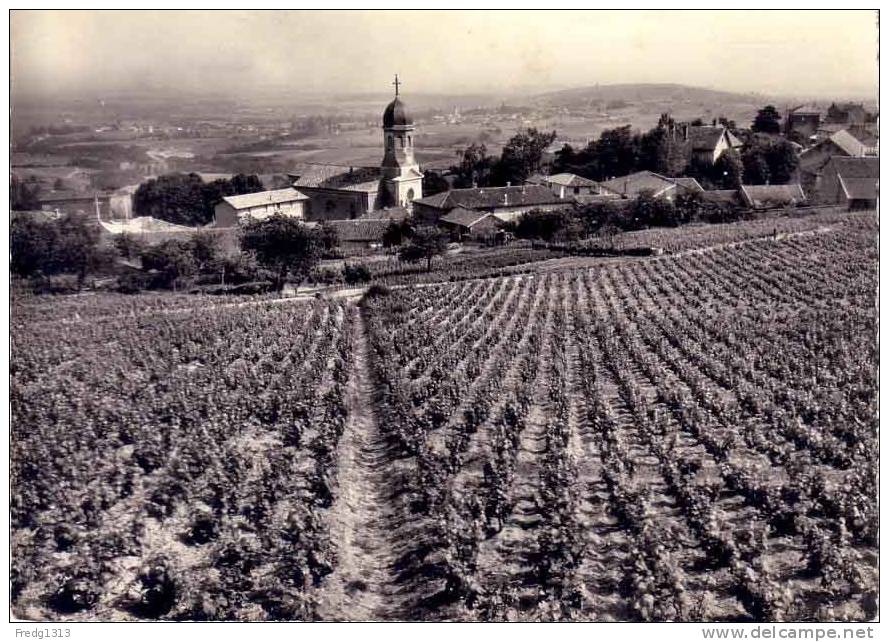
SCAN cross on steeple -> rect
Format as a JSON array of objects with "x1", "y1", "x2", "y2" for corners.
[{"x1": 393, "y1": 74, "x2": 401, "y2": 97}]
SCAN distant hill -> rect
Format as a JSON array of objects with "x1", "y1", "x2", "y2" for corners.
[{"x1": 532, "y1": 83, "x2": 770, "y2": 108}]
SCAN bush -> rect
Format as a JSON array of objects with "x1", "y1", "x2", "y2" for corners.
[
  {"x1": 342, "y1": 263, "x2": 372, "y2": 285},
  {"x1": 49, "y1": 574, "x2": 100, "y2": 613},
  {"x1": 117, "y1": 272, "x2": 149, "y2": 294},
  {"x1": 364, "y1": 284, "x2": 391, "y2": 299}
]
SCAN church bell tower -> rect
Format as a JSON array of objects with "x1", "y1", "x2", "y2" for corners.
[{"x1": 380, "y1": 75, "x2": 423, "y2": 209}]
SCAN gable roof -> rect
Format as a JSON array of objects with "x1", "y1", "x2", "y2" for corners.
[
  {"x1": 292, "y1": 164, "x2": 381, "y2": 192},
  {"x1": 413, "y1": 184, "x2": 569, "y2": 211},
  {"x1": 701, "y1": 189, "x2": 741, "y2": 205},
  {"x1": 440, "y1": 207, "x2": 499, "y2": 228},
  {"x1": 538, "y1": 173, "x2": 600, "y2": 188},
  {"x1": 672, "y1": 177, "x2": 705, "y2": 192},
  {"x1": 222, "y1": 188, "x2": 308, "y2": 210},
  {"x1": 325, "y1": 218, "x2": 391, "y2": 242},
  {"x1": 838, "y1": 176, "x2": 878, "y2": 201},
  {"x1": 826, "y1": 156, "x2": 879, "y2": 179},
  {"x1": 600, "y1": 171, "x2": 702, "y2": 198},
  {"x1": 739, "y1": 184, "x2": 806, "y2": 208},
  {"x1": 824, "y1": 130, "x2": 866, "y2": 157},
  {"x1": 687, "y1": 126, "x2": 727, "y2": 152}
]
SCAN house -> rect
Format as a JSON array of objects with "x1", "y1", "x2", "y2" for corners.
[
  {"x1": 815, "y1": 157, "x2": 878, "y2": 209},
  {"x1": 525, "y1": 172, "x2": 604, "y2": 199},
  {"x1": 438, "y1": 207, "x2": 504, "y2": 242},
  {"x1": 826, "y1": 102, "x2": 871, "y2": 126},
  {"x1": 684, "y1": 125, "x2": 744, "y2": 164},
  {"x1": 213, "y1": 188, "x2": 309, "y2": 227},
  {"x1": 599, "y1": 171, "x2": 703, "y2": 201},
  {"x1": 325, "y1": 218, "x2": 393, "y2": 252},
  {"x1": 412, "y1": 184, "x2": 571, "y2": 224},
  {"x1": 785, "y1": 109, "x2": 822, "y2": 140},
  {"x1": 798, "y1": 130, "x2": 868, "y2": 193},
  {"x1": 739, "y1": 184, "x2": 806, "y2": 210}
]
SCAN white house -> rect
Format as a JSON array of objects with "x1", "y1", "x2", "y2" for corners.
[{"x1": 213, "y1": 188, "x2": 309, "y2": 227}]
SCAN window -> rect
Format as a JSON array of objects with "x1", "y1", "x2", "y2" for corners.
[
  {"x1": 406, "y1": 188, "x2": 415, "y2": 203},
  {"x1": 387, "y1": 135, "x2": 394, "y2": 151},
  {"x1": 408, "y1": 135, "x2": 412, "y2": 146},
  {"x1": 349, "y1": 203, "x2": 356, "y2": 218},
  {"x1": 325, "y1": 200, "x2": 336, "y2": 214}
]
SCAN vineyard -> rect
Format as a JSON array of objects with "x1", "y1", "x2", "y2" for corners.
[{"x1": 10, "y1": 212, "x2": 878, "y2": 621}]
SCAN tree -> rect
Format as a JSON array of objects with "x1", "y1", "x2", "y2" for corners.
[
  {"x1": 382, "y1": 219, "x2": 413, "y2": 248},
  {"x1": 712, "y1": 149, "x2": 744, "y2": 189},
  {"x1": 240, "y1": 214, "x2": 324, "y2": 291},
  {"x1": 741, "y1": 135, "x2": 799, "y2": 185},
  {"x1": 10, "y1": 214, "x2": 56, "y2": 278},
  {"x1": 496, "y1": 128, "x2": 557, "y2": 185},
  {"x1": 114, "y1": 232, "x2": 148, "y2": 261},
  {"x1": 134, "y1": 172, "x2": 265, "y2": 226},
  {"x1": 53, "y1": 214, "x2": 113, "y2": 289},
  {"x1": 140, "y1": 240, "x2": 198, "y2": 291},
  {"x1": 398, "y1": 226, "x2": 449, "y2": 271},
  {"x1": 10, "y1": 175, "x2": 41, "y2": 211},
  {"x1": 452, "y1": 143, "x2": 497, "y2": 188},
  {"x1": 752, "y1": 105, "x2": 782, "y2": 134}
]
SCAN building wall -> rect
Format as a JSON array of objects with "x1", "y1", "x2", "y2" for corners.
[
  {"x1": 214, "y1": 199, "x2": 306, "y2": 227},
  {"x1": 301, "y1": 188, "x2": 375, "y2": 222}
]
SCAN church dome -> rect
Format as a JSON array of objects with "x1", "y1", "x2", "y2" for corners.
[{"x1": 383, "y1": 97, "x2": 412, "y2": 128}]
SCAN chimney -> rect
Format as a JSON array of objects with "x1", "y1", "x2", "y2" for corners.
[{"x1": 506, "y1": 181, "x2": 511, "y2": 187}]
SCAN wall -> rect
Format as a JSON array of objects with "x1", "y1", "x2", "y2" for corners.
[
  {"x1": 301, "y1": 187, "x2": 375, "y2": 222},
  {"x1": 214, "y1": 199, "x2": 306, "y2": 227}
]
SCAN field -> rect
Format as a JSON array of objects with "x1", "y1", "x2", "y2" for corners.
[{"x1": 10, "y1": 212, "x2": 879, "y2": 622}]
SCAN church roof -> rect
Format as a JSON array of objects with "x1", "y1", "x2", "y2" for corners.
[
  {"x1": 383, "y1": 97, "x2": 412, "y2": 128},
  {"x1": 292, "y1": 165, "x2": 382, "y2": 193}
]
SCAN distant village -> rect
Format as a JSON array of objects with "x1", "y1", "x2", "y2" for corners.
[{"x1": 13, "y1": 89, "x2": 879, "y2": 253}]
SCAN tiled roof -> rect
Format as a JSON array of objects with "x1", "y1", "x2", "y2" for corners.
[
  {"x1": 826, "y1": 130, "x2": 866, "y2": 157},
  {"x1": 325, "y1": 218, "x2": 391, "y2": 242},
  {"x1": 687, "y1": 126, "x2": 727, "y2": 151},
  {"x1": 601, "y1": 171, "x2": 674, "y2": 197},
  {"x1": 222, "y1": 188, "x2": 308, "y2": 210},
  {"x1": 827, "y1": 156, "x2": 879, "y2": 179},
  {"x1": 293, "y1": 164, "x2": 382, "y2": 192},
  {"x1": 414, "y1": 185, "x2": 569, "y2": 211},
  {"x1": 573, "y1": 193, "x2": 623, "y2": 205},
  {"x1": 838, "y1": 176, "x2": 878, "y2": 201},
  {"x1": 357, "y1": 207, "x2": 410, "y2": 221},
  {"x1": 701, "y1": 189, "x2": 740, "y2": 205},
  {"x1": 672, "y1": 177, "x2": 705, "y2": 192},
  {"x1": 739, "y1": 184, "x2": 806, "y2": 208},
  {"x1": 542, "y1": 173, "x2": 600, "y2": 188},
  {"x1": 440, "y1": 207, "x2": 496, "y2": 228}
]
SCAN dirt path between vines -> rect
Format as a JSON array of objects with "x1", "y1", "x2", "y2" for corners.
[{"x1": 315, "y1": 304, "x2": 405, "y2": 622}]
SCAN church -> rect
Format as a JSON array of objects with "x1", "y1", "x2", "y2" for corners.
[{"x1": 290, "y1": 76, "x2": 423, "y2": 221}]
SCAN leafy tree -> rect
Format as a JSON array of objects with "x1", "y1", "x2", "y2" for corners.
[
  {"x1": 452, "y1": 143, "x2": 497, "y2": 188},
  {"x1": 140, "y1": 240, "x2": 198, "y2": 291},
  {"x1": 342, "y1": 263, "x2": 372, "y2": 285},
  {"x1": 10, "y1": 214, "x2": 57, "y2": 278},
  {"x1": 10, "y1": 175, "x2": 41, "y2": 211},
  {"x1": 53, "y1": 214, "x2": 113, "y2": 289},
  {"x1": 382, "y1": 219, "x2": 413, "y2": 248},
  {"x1": 752, "y1": 105, "x2": 782, "y2": 134},
  {"x1": 134, "y1": 172, "x2": 265, "y2": 226},
  {"x1": 495, "y1": 128, "x2": 557, "y2": 184},
  {"x1": 113, "y1": 233, "x2": 148, "y2": 261},
  {"x1": 741, "y1": 136, "x2": 799, "y2": 185},
  {"x1": 422, "y1": 169, "x2": 451, "y2": 196},
  {"x1": 187, "y1": 231, "x2": 222, "y2": 272},
  {"x1": 513, "y1": 209, "x2": 573, "y2": 242},
  {"x1": 240, "y1": 214, "x2": 324, "y2": 291},
  {"x1": 712, "y1": 149, "x2": 744, "y2": 189},
  {"x1": 398, "y1": 225, "x2": 449, "y2": 271}
]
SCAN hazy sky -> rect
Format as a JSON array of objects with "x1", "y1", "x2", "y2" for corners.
[{"x1": 11, "y1": 10, "x2": 880, "y2": 99}]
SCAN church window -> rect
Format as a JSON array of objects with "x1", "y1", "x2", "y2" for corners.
[
  {"x1": 387, "y1": 135, "x2": 394, "y2": 150},
  {"x1": 408, "y1": 136, "x2": 412, "y2": 146},
  {"x1": 406, "y1": 188, "x2": 415, "y2": 203}
]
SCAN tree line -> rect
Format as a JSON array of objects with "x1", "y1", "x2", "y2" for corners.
[
  {"x1": 132, "y1": 173, "x2": 265, "y2": 226},
  {"x1": 435, "y1": 105, "x2": 798, "y2": 195}
]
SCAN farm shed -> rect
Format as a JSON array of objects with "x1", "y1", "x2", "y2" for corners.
[
  {"x1": 600, "y1": 171, "x2": 703, "y2": 201},
  {"x1": 815, "y1": 157, "x2": 879, "y2": 210},
  {"x1": 438, "y1": 207, "x2": 504, "y2": 241},
  {"x1": 326, "y1": 218, "x2": 391, "y2": 252},
  {"x1": 739, "y1": 184, "x2": 807, "y2": 210},
  {"x1": 525, "y1": 172, "x2": 605, "y2": 199}
]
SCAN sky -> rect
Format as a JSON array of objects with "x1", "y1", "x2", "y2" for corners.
[{"x1": 10, "y1": 10, "x2": 880, "y2": 100}]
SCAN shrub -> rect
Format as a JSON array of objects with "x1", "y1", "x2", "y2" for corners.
[{"x1": 342, "y1": 263, "x2": 372, "y2": 285}]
